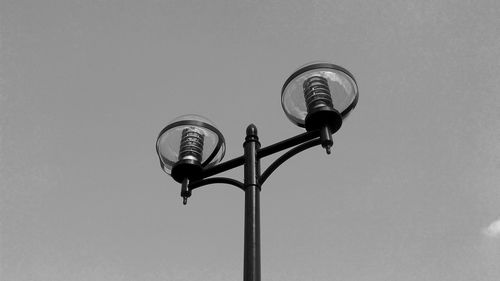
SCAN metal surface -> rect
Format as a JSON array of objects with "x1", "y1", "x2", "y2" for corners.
[
  {"x1": 259, "y1": 138, "x2": 321, "y2": 185},
  {"x1": 243, "y1": 124, "x2": 261, "y2": 281},
  {"x1": 257, "y1": 130, "x2": 318, "y2": 159},
  {"x1": 198, "y1": 130, "x2": 319, "y2": 178},
  {"x1": 319, "y1": 125, "x2": 334, "y2": 154},
  {"x1": 165, "y1": 125, "x2": 334, "y2": 281},
  {"x1": 198, "y1": 154, "x2": 246, "y2": 178},
  {"x1": 189, "y1": 177, "x2": 245, "y2": 191}
]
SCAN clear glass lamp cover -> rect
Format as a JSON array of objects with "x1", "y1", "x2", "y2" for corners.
[
  {"x1": 156, "y1": 114, "x2": 226, "y2": 174},
  {"x1": 281, "y1": 62, "x2": 359, "y2": 127}
]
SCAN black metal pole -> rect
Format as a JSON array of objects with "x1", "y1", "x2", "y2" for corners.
[{"x1": 243, "y1": 124, "x2": 261, "y2": 281}]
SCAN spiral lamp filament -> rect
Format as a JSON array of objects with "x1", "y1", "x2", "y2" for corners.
[
  {"x1": 303, "y1": 75, "x2": 334, "y2": 112},
  {"x1": 178, "y1": 127, "x2": 205, "y2": 164}
]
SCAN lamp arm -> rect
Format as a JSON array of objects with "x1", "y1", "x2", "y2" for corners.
[
  {"x1": 199, "y1": 130, "x2": 320, "y2": 179},
  {"x1": 257, "y1": 130, "x2": 318, "y2": 159},
  {"x1": 259, "y1": 138, "x2": 322, "y2": 186},
  {"x1": 189, "y1": 177, "x2": 245, "y2": 191},
  {"x1": 198, "y1": 156, "x2": 246, "y2": 179},
  {"x1": 185, "y1": 131, "x2": 322, "y2": 195}
]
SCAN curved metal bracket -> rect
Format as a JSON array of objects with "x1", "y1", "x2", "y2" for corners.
[
  {"x1": 198, "y1": 130, "x2": 320, "y2": 179},
  {"x1": 189, "y1": 177, "x2": 245, "y2": 191},
  {"x1": 259, "y1": 138, "x2": 322, "y2": 186},
  {"x1": 185, "y1": 130, "x2": 323, "y2": 191}
]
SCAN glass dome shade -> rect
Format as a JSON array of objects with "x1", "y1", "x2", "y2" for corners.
[
  {"x1": 156, "y1": 114, "x2": 226, "y2": 176},
  {"x1": 281, "y1": 62, "x2": 359, "y2": 128}
]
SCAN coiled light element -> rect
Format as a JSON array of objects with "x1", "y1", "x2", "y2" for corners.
[
  {"x1": 178, "y1": 127, "x2": 205, "y2": 165},
  {"x1": 303, "y1": 76, "x2": 334, "y2": 115}
]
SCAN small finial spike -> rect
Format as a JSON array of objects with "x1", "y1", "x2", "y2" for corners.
[
  {"x1": 319, "y1": 126, "x2": 333, "y2": 155},
  {"x1": 326, "y1": 146, "x2": 331, "y2": 155},
  {"x1": 180, "y1": 178, "x2": 191, "y2": 205}
]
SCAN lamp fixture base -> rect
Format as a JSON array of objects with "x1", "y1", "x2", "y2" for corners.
[
  {"x1": 171, "y1": 159, "x2": 203, "y2": 183},
  {"x1": 304, "y1": 107, "x2": 342, "y2": 133}
]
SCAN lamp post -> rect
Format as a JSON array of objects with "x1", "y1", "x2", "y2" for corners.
[{"x1": 156, "y1": 62, "x2": 358, "y2": 281}]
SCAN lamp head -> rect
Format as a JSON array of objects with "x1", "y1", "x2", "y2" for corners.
[
  {"x1": 156, "y1": 114, "x2": 226, "y2": 183},
  {"x1": 281, "y1": 62, "x2": 359, "y2": 132}
]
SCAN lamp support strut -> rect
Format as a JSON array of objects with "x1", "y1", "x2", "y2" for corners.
[{"x1": 243, "y1": 124, "x2": 261, "y2": 281}]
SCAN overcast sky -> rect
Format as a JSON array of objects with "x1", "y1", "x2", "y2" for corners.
[{"x1": 1, "y1": 1, "x2": 500, "y2": 280}]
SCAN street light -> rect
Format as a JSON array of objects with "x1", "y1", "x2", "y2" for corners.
[{"x1": 156, "y1": 62, "x2": 358, "y2": 281}]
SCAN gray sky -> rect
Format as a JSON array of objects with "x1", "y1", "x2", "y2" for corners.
[{"x1": 1, "y1": 1, "x2": 500, "y2": 280}]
